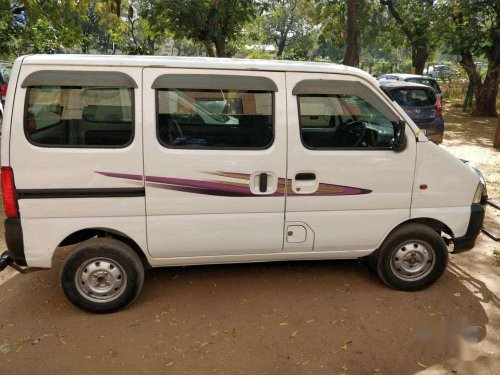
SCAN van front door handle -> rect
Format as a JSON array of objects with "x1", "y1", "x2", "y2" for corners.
[{"x1": 295, "y1": 172, "x2": 316, "y2": 181}]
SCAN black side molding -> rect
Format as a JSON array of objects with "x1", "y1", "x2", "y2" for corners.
[{"x1": 16, "y1": 187, "x2": 145, "y2": 199}]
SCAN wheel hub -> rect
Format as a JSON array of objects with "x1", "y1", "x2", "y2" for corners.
[
  {"x1": 391, "y1": 241, "x2": 435, "y2": 281},
  {"x1": 76, "y1": 258, "x2": 127, "y2": 303}
]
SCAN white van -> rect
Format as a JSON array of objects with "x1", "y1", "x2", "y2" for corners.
[{"x1": 0, "y1": 55, "x2": 487, "y2": 313}]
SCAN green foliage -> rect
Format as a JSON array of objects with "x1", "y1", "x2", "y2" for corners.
[
  {"x1": 0, "y1": 0, "x2": 28, "y2": 58},
  {"x1": 372, "y1": 60, "x2": 395, "y2": 75},
  {"x1": 437, "y1": 0, "x2": 498, "y2": 58},
  {"x1": 245, "y1": 49, "x2": 274, "y2": 60},
  {"x1": 30, "y1": 19, "x2": 63, "y2": 53},
  {"x1": 145, "y1": 0, "x2": 257, "y2": 57},
  {"x1": 253, "y1": 0, "x2": 313, "y2": 57}
]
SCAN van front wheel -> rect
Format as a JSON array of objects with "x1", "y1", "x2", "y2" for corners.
[
  {"x1": 60, "y1": 238, "x2": 144, "y2": 313},
  {"x1": 376, "y1": 223, "x2": 448, "y2": 291}
]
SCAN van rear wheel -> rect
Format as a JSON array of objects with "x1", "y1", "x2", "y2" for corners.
[
  {"x1": 376, "y1": 223, "x2": 448, "y2": 291},
  {"x1": 60, "y1": 238, "x2": 144, "y2": 313}
]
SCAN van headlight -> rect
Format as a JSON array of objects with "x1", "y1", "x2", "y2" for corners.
[{"x1": 473, "y1": 183, "x2": 484, "y2": 204}]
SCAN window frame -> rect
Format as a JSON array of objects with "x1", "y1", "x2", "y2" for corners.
[
  {"x1": 296, "y1": 94, "x2": 399, "y2": 152},
  {"x1": 155, "y1": 88, "x2": 276, "y2": 151},
  {"x1": 23, "y1": 86, "x2": 136, "y2": 149}
]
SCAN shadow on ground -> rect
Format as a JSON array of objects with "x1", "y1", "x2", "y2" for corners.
[
  {"x1": 0, "y1": 256, "x2": 494, "y2": 374},
  {"x1": 442, "y1": 108, "x2": 497, "y2": 149}
]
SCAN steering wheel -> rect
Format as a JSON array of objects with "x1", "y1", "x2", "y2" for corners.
[
  {"x1": 339, "y1": 120, "x2": 367, "y2": 147},
  {"x1": 167, "y1": 119, "x2": 184, "y2": 144}
]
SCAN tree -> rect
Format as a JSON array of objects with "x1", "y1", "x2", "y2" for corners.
[
  {"x1": 307, "y1": 0, "x2": 376, "y2": 67},
  {"x1": 0, "y1": 2, "x2": 23, "y2": 58},
  {"x1": 380, "y1": 0, "x2": 438, "y2": 74},
  {"x1": 146, "y1": 0, "x2": 257, "y2": 57},
  {"x1": 439, "y1": 0, "x2": 499, "y2": 117},
  {"x1": 255, "y1": 0, "x2": 312, "y2": 58}
]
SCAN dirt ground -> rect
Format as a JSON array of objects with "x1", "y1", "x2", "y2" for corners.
[{"x1": 0, "y1": 107, "x2": 499, "y2": 375}]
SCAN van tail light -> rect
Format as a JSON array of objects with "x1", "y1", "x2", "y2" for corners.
[
  {"x1": 435, "y1": 96, "x2": 442, "y2": 118},
  {"x1": 1, "y1": 84, "x2": 6, "y2": 99},
  {"x1": 1, "y1": 167, "x2": 19, "y2": 219}
]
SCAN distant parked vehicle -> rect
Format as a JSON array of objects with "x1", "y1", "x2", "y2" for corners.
[
  {"x1": 424, "y1": 65, "x2": 453, "y2": 79},
  {"x1": 380, "y1": 81, "x2": 444, "y2": 144},
  {"x1": 0, "y1": 68, "x2": 9, "y2": 107},
  {"x1": 377, "y1": 73, "x2": 442, "y2": 99}
]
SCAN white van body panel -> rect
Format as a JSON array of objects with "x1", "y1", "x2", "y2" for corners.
[
  {"x1": 1, "y1": 55, "x2": 481, "y2": 269},
  {"x1": 6, "y1": 63, "x2": 146, "y2": 267},
  {"x1": 1, "y1": 56, "x2": 26, "y2": 165},
  {"x1": 410, "y1": 141, "x2": 479, "y2": 237},
  {"x1": 21, "y1": 214, "x2": 147, "y2": 267}
]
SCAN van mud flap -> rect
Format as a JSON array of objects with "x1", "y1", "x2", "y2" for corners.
[{"x1": 481, "y1": 200, "x2": 500, "y2": 242}]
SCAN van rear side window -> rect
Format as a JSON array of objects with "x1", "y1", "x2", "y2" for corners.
[
  {"x1": 156, "y1": 89, "x2": 274, "y2": 149},
  {"x1": 25, "y1": 86, "x2": 133, "y2": 147}
]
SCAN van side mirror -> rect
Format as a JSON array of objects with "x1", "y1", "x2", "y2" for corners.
[{"x1": 392, "y1": 120, "x2": 406, "y2": 152}]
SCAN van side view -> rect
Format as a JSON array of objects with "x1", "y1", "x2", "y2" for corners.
[{"x1": 0, "y1": 55, "x2": 487, "y2": 313}]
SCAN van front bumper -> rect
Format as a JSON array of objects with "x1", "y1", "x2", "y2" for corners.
[
  {"x1": 4, "y1": 218, "x2": 27, "y2": 266},
  {"x1": 452, "y1": 204, "x2": 485, "y2": 253}
]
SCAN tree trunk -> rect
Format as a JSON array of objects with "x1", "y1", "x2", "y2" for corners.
[
  {"x1": 204, "y1": 40, "x2": 215, "y2": 57},
  {"x1": 494, "y1": 122, "x2": 500, "y2": 149},
  {"x1": 460, "y1": 51, "x2": 499, "y2": 118},
  {"x1": 213, "y1": 36, "x2": 226, "y2": 57},
  {"x1": 474, "y1": 73, "x2": 499, "y2": 117},
  {"x1": 277, "y1": 35, "x2": 287, "y2": 57},
  {"x1": 411, "y1": 42, "x2": 428, "y2": 75},
  {"x1": 343, "y1": 0, "x2": 359, "y2": 67}
]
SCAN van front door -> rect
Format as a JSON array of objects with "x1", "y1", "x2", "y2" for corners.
[
  {"x1": 142, "y1": 69, "x2": 287, "y2": 258},
  {"x1": 284, "y1": 73, "x2": 416, "y2": 254}
]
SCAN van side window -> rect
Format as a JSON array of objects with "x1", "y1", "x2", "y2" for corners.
[
  {"x1": 298, "y1": 94, "x2": 396, "y2": 149},
  {"x1": 156, "y1": 89, "x2": 273, "y2": 149},
  {"x1": 25, "y1": 86, "x2": 133, "y2": 147}
]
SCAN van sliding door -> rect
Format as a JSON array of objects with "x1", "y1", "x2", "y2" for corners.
[{"x1": 143, "y1": 69, "x2": 287, "y2": 259}]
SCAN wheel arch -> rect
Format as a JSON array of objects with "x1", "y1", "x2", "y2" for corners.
[
  {"x1": 375, "y1": 217, "x2": 454, "y2": 252},
  {"x1": 55, "y1": 227, "x2": 151, "y2": 269}
]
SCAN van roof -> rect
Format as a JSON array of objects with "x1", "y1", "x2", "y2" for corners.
[{"x1": 21, "y1": 54, "x2": 376, "y2": 81}]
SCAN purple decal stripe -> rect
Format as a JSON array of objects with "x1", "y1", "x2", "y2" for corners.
[
  {"x1": 204, "y1": 171, "x2": 251, "y2": 180},
  {"x1": 146, "y1": 175, "x2": 254, "y2": 196},
  {"x1": 96, "y1": 171, "x2": 371, "y2": 197},
  {"x1": 96, "y1": 171, "x2": 143, "y2": 181}
]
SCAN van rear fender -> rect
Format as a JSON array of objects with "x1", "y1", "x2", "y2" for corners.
[{"x1": 54, "y1": 227, "x2": 151, "y2": 269}]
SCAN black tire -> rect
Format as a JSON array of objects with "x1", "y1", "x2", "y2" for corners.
[
  {"x1": 376, "y1": 223, "x2": 448, "y2": 291},
  {"x1": 60, "y1": 237, "x2": 144, "y2": 313}
]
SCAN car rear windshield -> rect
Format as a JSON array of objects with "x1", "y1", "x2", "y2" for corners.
[
  {"x1": 406, "y1": 78, "x2": 441, "y2": 93},
  {"x1": 389, "y1": 88, "x2": 435, "y2": 107}
]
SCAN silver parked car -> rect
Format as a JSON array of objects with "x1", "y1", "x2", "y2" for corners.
[{"x1": 424, "y1": 65, "x2": 453, "y2": 79}]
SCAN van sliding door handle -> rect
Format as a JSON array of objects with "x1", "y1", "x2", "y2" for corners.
[
  {"x1": 295, "y1": 173, "x2": 316, "y2": 181},
  {"x1": 259, "y1": 172, "x2": 268, "y2": 193}
]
